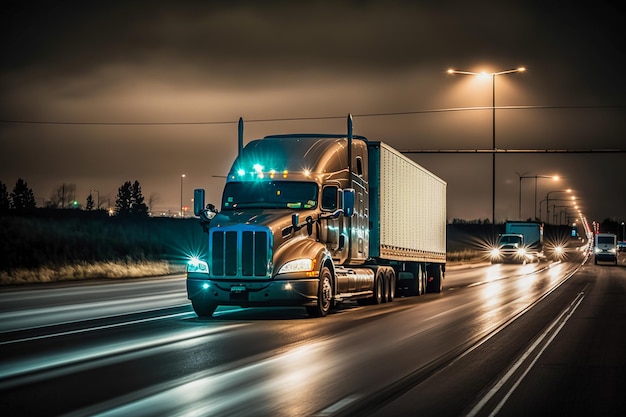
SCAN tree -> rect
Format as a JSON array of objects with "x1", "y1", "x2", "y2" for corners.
[
  {"x1": 10, "y1": 178, "x2": 36, "y2": 211},
  {"x1": 148, "y1": 192, "x2": 160, "y2": 212},
  {"x1": 130, "y1": 180, "x2": 148, "y2": 216},
  {"x1": 115, "y1": 180, "x2": 148, "y2": 217},
  {"x1": 50, "y1": 183, "x2": 76, "y2": 208},
  {"x1": 86, "y1": 193, "x2": 94, "y2": 211},
  {"x1": 115, "y1": 181, "x2": 133, "y2": 215},
  {"x1": 0, "y1": 181, "x2": 9, "y2": 211}
]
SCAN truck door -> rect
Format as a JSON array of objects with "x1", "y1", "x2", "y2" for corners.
[{"x1": 350, "y1": 154, "x2": 369, "y2": 262}]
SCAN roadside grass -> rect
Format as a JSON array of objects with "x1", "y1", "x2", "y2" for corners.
[
  {"x1": 0, "y1": 212, "x2": 204, "y2": 286},
  {"x1": 447, "y1": 249, "x2": 486, "y2": 264},
  {"x1": 0, "y1": 260, "x2": 184, "y2": 285}
]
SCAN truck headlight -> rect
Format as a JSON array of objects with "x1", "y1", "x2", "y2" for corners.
[
  {"x1": 277, "y1": 258, "x2": 314, "y2": 274},
  {"x1": 187, "y1": 257, "x2": 209, "y2": 274}
]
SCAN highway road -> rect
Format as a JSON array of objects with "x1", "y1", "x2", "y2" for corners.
[{"x1": 1, "y1": 247, "x2": 625, "y2": 416}]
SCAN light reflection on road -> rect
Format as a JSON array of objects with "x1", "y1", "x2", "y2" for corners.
[{"x1": 68, "y1": 340, "x2": 339, "y2": 417}]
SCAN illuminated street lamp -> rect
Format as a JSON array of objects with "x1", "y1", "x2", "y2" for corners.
[
  {"x1": 544, "y1": 189, "x2": 573, "y2": 224},
  {"x1": 516, "y1": 173, "x2": 559, "y2": 220},
  {"x1": 180, "y1": 174, "x2": 186, "y2": 218},
  {"x1": 447, "y1": 67, "x2": 526, "y2": 226}
]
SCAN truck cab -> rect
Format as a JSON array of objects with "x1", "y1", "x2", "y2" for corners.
[{"x1": 491, "y1": 233, "x2": 533, "y2": 264}]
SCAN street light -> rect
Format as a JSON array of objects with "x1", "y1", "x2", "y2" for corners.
[
  {"x1": 447, "y1": 67, "x2": 526, "y2": 225},
  {"x1": 516, "y1": 173, "x2": 559, "y2": 220},
  {"x1": 90, "y1": 189, "x2": 100, "y2": 209},
  {"x1": 180, "y1": 174, "x2": 186, "y2": 218},
  {"x1": 544, "y1": 189, "x2": 573, "y2": 224}
]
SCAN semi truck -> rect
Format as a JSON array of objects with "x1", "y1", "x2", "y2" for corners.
[
  {"x1": 490, "y1": 221, "x2": 544, "y2": 264},
  {"x1": 187, "y1": 115, "x2": 447, "y2": 318}
]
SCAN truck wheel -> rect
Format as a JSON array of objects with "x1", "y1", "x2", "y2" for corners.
[
  {"x1": 372, "y1": 270, "x2": 385, "y2": 305},
  {"x1": 426, "y1": 264, "x2": 443, "y2": 294},
  {"x1": 306, "y1": 267, "x2": 333, "y2": 317},
  {"x1": 386, "y1": 269, "x2": 395, "y2": 302},
  {"x1": 191, "y1": 300, "x2": 217, "y2": 318}
]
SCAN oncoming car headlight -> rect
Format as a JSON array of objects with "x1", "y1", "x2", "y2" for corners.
[
  {"x1": 187, "y1": 257, "x2": 209, "y2": 274},
  {"x1": 277, "y1": 258, "x2": 315, "y2": 274},
  {"x1": 490, "y1": 248, "x2": 501, "y2": 257}
]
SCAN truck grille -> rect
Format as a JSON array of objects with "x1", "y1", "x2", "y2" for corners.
[{"x1": 210, "y1": 226, "x2": 271, "y2": 278}]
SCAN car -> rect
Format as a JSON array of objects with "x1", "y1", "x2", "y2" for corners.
[{"x1": 619, "y1": 241, "x2": 626, "y2": 252}]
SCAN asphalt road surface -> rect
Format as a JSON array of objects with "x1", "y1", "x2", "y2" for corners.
[{"x1": 1, "y1": 248, "x2": 624, "y2": 416}]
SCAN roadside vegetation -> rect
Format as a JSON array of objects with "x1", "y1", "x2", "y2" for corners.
[
  {"x1": 0, "y1": 177, "x2": 208, "y2": 285},
  {"x1": 0, "y1": 211, "x2": 207, "y2": 285}
]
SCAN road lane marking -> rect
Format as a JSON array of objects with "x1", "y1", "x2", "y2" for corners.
[
  {"x1": 466, "y1": 290, "x2": 586, "y2": 417},
  {"x1": 0, "y1": 307, "x2": 195, "y2": 345}
]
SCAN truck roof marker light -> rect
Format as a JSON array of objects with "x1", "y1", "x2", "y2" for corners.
[
  {"x1": 237, "y1": 169, "x2": 245, "y2": 177},
  {"x1": 253, "y1": 164, "x2": 264, "y2": 179},
  {"x1": 269, "y1": 169, "x2": 276, "y2": 179},
  {"x1": 283, "y1": 170, "x2": 288, "y2": 178},
  {"x1": 304, "y1": 169, "x2": 311, "y2": 177}
]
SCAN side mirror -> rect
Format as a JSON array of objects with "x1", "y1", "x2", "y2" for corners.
[
  {"x1": 194, "y1": 189, "x2": 205, "y2": 217},
  {"x1": 342, "y1": 188, "x2": 355, "y2": 217},
  {"x1": 194, "y1": 189, "x2": 217, "y2": 222}
]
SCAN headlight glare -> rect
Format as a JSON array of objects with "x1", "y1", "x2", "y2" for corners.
[
  {"x1": 187, "y1": 257, "x2": 209, "y2": 274},
  {"x1": 278, "y1": 258, "x2": 314, "y2": 274}
]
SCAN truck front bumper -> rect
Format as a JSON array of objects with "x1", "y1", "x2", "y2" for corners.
[{"x1": 186, "y1": 277, "x2": 320, "y2": 308}]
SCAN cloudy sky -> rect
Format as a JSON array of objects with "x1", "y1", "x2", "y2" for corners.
[{"x1": 1, "y1": 1, "x2": 624, "y2": 225}]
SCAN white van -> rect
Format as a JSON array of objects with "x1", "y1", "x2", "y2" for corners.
[{"x1": 594, "y1": 233, "x2": 618, "y2": 265}]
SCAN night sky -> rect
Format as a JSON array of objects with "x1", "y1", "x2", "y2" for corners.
[{"x1": 1, "y1": 1, "x2": 624, "y2": 226}]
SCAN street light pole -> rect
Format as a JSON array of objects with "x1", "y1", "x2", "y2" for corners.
[
  {"x1": 447, "y1": 67, "x2": 525, "y2": 226},
  {"x1": 516, "y1": 171, "x2": 528, "y2": 220},
  {"x1": 545, "y1": 189, "x2": 573, "y2": 224},
  {"x1": 516, "y1": 174, "x2": 559, "y2": 220},
  {"x1": 180, "y1": 174, "x2": 186, "y2": 218}
]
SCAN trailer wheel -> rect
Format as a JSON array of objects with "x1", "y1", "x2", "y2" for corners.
[
  {"x1": 426, "y1": 264, "x2": 443, "y2": 294},
  {"x1": 191, "y1": 300, "x2": 217, "y2": 318},
  {"x1": 372, "y1": 270, "x2": 385, "y2": 305},
  {"x1": 307, "y1": 266, "x2": 333, "y2": 317},
  {"x1": 386, "y1": 269, "x2": 396, "y2": 302}
]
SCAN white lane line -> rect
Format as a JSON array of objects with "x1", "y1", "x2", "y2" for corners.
[
  {"x1": 466, "y1": 290, "x2": 586, "y2": 417},
  {"x1": 0, "y1": 307, "x2": 195, "y2": 345}
]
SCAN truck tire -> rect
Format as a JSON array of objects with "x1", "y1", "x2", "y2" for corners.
[
  {"x1": 191, "y1": 300, "x2": 217, "y2": 318},
  {"x1": 426, "y1": 264, "x2": 443, "y2": 294},
  {"x1": 372, "y1": 269, "x2": 385, "y2": 305},
  {"x1": 386, "y1": 268, "x2": 395, "y2": 302},
  {"x1": 306, "y1": 266, "x2": 333, "y2": 317}
]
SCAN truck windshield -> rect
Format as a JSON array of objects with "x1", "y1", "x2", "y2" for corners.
[
  {"x1": 222, "y1": 181, "x2": 318, "y2": 210},
  {"x1": 499, "y1": 235, "x2": 522, "y2": 244}
]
